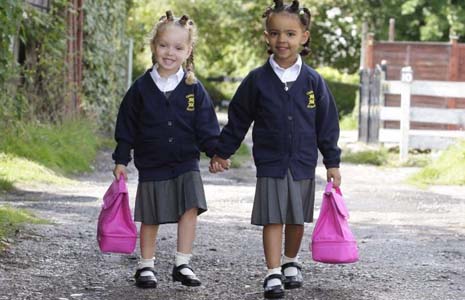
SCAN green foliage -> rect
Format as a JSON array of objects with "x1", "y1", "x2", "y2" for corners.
[
  {"x1": 0, "y1": 0, "x2": 22, "y2": 86},
  {"x1": 339, "y1": 114, "x2": 357, "y2": 130},
  {"x1": 346, "y1": 0, "x2": 465, "y2": 42},
  {"x1": 317, "y1": 67, "x2": 358, "y2": 117},
  {"x1": 408, "y1": 140, "x2": 465, "y2": 186},
  {"x1": 326, "y1": 80, "x2": 358, "y2": 117},
  {"x1": 316, "y1": 66, "x2": 359, "y2": 84},
  {"x1": 0, "y1": 205, "x2": 49, "y2": 243},
  {"x1": 0, "y1": 178, "x2": 14, "y2": 192},
  {"x1": 0, "y1": 119, "x2": 99, "y2": 174},
  {"x1": 82, "y1": 0, "x2": 130, "y2": 132},
  {"x1": 342, "y1": 148, "x2": 389, "y2": 166},
  {"x1": 309, "y1": 2, "x2": 361, "y2": 73},
  {"x1": 0, "y1": 0, "x2": 68, "y2": 124}
]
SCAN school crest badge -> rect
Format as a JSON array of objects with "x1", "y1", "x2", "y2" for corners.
[
  {"x1": 186, "y1": 94, "x2": 195, "y2": 111},
  {"x1": 306, "y1": 90, "x2": 316, "y2": 108}
]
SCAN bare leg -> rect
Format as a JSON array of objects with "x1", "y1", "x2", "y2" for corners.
[
  {"x1": 263, "y1": 224, "x2": 284, "y2": 269},
  {"x1": 140, "y1": 224, "x2": 159, "y2": 259},
  {"x1": 284, "y1": 224, "x2": 304, "y2": 258},
  {"x1": 177, "y1": 208, "x2": 198, "y2": 253}
]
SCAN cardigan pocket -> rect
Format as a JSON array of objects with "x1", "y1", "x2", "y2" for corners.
[
  {"x1": 179, "y1": 137, "x2": 199, "y2": 161},
  {"x1": 135, "y1": 139, "x2": 179, "y2": 165},
  {"x1": 252, "y1": 130, "x2": 283, "y2": 165},
  {"x1": 298, "y1": 134, "x2": 318, "y2": 163}
]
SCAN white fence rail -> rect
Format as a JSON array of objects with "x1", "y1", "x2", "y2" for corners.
[{"x1": 379, "y1": 67, "x2": 465, "y2": 160}]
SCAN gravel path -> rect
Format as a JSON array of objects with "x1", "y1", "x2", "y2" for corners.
[{"x1": 1, "y1": 148, "x2": 464, "y2": 300}]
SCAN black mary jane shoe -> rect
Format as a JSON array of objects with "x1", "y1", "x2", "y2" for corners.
[
  {"x1": 134, "y1": 267, "x2": 157, "y2": 289},
  {"x1": 172, "y1": 264, "x2": 201, "y2": 287},
  {"x1": 263, "y1": 274, "x2": 285, "y2": 299},
  {"x1": 281, "y1": 262, "x2": 303, "y2": 290}
]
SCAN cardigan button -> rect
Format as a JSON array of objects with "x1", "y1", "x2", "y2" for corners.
[
  {"x1": 288, "y1": 116, "x2": 293, "y2": 121},
  {"x1": 167, "y1": 121, "x2": 173, "y2": 126},
  {"x1": 168, "y1": 137, "x2": 174, "y2": 143}
]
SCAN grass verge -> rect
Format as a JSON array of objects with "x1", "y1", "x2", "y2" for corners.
[
  {"x1": 342, "y1": 146, "x2": 430, "y2": 167},
  {"x1": 0, "y1": 118, "x2": 101, "y2": 191},
  {"x1": 0, "y1": 205, "x2": 49, "y2": 249},
  {"x1": 408, "y1": 140, "x2": 465, "y2": 186}
]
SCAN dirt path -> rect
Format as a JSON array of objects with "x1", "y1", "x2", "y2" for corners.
[{"x1": 1, "y1": 149, "x2": 465, "y2": 300}]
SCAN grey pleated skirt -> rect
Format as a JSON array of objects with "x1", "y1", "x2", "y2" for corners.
[
  {"x1": 134, "y1": 171, "x2": 207, "y2": 225},
  {"x1": 251, "y1": 170, "x2": 315, "y2": 226}
]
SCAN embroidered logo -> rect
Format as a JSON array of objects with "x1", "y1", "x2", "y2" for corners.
[
  {"x1": 186, "y1": 94, "x2": 195, "y2": 111},
  {"x1": 306, "y1": 90, "x2": 316, "y2": 108}
]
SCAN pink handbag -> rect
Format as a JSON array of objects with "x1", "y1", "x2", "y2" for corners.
[
  {"x1": 311, "y1": 182, "x2": 359, "y2": 263},
  {"x1": 97, "y1": 176, "x2": 137, "y2": 254}
]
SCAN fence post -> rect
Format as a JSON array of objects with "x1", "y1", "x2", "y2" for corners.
[
  {"x1": 358, "y1": 69, "x2": 370, "y2": 143},
  {"x1": 400, "y1": 66, "x2": 413, "y2": 161}
]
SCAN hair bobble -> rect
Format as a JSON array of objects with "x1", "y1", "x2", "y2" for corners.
[
  {"x1": 273, "y1": 0, "x2": 284, "y2": 9},
  {"x1": 179, "y1": 15, "x2": 189, "y2": 26},
  {"x1": 290, "y1": 0, "x2": 300, "y2": 11},
  {"x1": 165, "y1": 10, "x2": 174, "y2": 21}
]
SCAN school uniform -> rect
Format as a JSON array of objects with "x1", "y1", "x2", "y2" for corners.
[
  {"x1": 113, "y1": 66, "x2": 220, "y2": 224},
  {"x1": 216, "y1": 55, "x2": 341, "y2": 225}
]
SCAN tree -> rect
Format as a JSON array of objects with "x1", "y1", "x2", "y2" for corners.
[{"x1": 127, "y1": 0, "x2": 465, "y2": 78}]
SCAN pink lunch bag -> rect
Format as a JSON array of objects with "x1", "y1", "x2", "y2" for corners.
[
  {"x1": 97, "y1": 176, "x2": 137, "y2": 254},
  {"x1": 311, "y1": 182, "x2": 359, "y2": 264}
]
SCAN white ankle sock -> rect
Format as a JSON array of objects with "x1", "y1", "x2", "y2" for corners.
[
  {"x1": 175, "y1": 252, "x2": 195, "y2": 276},
  {"x1": 265, "y1": 267, "x2": 282, "y2": 288},
  {"x1": 282, "y1": 255, "x2": 298, "y2": 277},
  {"x1": 138, "y1": 257, "x2": 155, "y2": 277}
]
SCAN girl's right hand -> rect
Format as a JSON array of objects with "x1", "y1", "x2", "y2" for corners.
[
  {"x1": 209, "y1": 155, "x2": 230, "y2": 173},
  {"x1": 113, "y1": 164, "x2": 128, "y2": 180}
]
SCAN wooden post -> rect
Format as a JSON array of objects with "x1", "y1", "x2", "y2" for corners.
[
  {"x1": 447, "y1": 36, "x2": 459, "y2": 129},
  {"x1": 360, "y1": 22, "x2": 368, "y2": 70},
  {"x1": 365, "y1": 33, "x2": 375, "y2": 70},
  {"x1": 400, "y1": 66, "x2": 413, "y2": 162},
  {"x1": 358, "y1": 69, "x2": 370, "y2": 143},
  {"x1": 378, "y1": 62, "x2": 386, "y2": 139},
  {"x1": 388, "y1": 18, "x2": 395, "y2": 41}
]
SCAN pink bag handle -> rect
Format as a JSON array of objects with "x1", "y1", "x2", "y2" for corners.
[
  {"x1": 102, "y1": 176, "x2": 127, "y2": 209},
  {"x1": 324, "y1": 182, "x2": 349, "y2": 218},
  {"x1": 118, "y1": 176, "x2": 128, "y2": 194}
]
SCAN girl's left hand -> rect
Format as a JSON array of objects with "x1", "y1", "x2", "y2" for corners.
[
  {"x1": 327, "y1": 167, "x2": 341, "y2": 187},
  {"x1": 209, "y1": 155, "x2": 230, "y2": 173}
]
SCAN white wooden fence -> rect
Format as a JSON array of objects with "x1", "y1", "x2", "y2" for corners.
[{"x1": 379, "y1": 67, "x2": 465, "y2": 161}]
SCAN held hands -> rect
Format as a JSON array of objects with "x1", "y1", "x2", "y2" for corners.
[
  {"x1": 327, "y1": 167, "x2": 341, "y2": 188},
  {"x1": 209, "y1": 155, "x2": 231, "y2": 173},
  {"x1": 113, "y1": 164, "x2": 128, "y2": 180}
]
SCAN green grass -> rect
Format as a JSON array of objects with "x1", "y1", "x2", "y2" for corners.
[
  {"x1": 342, "y1": 148, "x2": 389, "y2": 166},
  {"x1": 408, "y1": 140, "x2": 465, "y2": 186},
  {"x1": 342, "y1": 146, "x2": 430, "y2": 167},
  {"x1": 0, "y1": 153, "x2": 75, "y2": 190},
  {"x1": 0, "y1": 119, "x2": 99, "y2": 174},
  {"x1": 230, "y1": 143, "x2": 252, "y2": 168},
  {"x1": 0, "y1": 118, "x2": 101, "y2": 191},
  {"x1": 0, "y1": 205, "x2": 49, "y2": 247},
  {"x1": 0, "y1": 178, "x2": 14, "y2": 191}
]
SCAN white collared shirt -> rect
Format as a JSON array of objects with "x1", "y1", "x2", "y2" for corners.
[
  {"x1": 150, "y1": 65, "x2": 184, "y2": 93},
  {"x1": 269, "y1": 54, "x2": 302, "y2": 83}
]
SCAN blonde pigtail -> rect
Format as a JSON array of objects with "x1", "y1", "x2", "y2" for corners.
[{"x1": 185, "y1": 50, "x2": 197, "y2": 85}]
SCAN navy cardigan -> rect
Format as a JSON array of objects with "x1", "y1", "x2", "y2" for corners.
[
  {"x1": 216, "y1": 60, "x2": 341, "y2": 180},
  {"x1": 112, "y1": 69, "x2": 220, "y2": 181}
]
